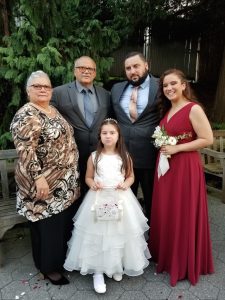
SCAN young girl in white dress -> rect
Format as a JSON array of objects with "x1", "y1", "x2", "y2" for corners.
[{"x1": 64, "y1": 118, "x2": 150, "y2": 293}]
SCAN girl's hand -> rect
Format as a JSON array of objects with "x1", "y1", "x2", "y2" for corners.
[
  {"x1": 35, "y1": 176, "x2": 49, "y2": 199},
  {"x1": 161, "y1": 145, "x2": 179, "y2": 156},
  {"x1": 116, "y1": 181, "x2": 130, "y2": 190},
  {"x1": 91, "y1": 181, "x2": 103, "y2": 191}
]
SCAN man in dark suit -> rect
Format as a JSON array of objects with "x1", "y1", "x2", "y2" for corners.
[
  {"x1": 111, "y1": 52, "x2": 160, "y2": 219},
  {"x1": 51, "y1": 56, "x2": 111, "y2": 200}
]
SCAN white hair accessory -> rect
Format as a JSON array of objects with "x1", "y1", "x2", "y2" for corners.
[{"x1": 104, "y1": 118, "x2": 118, "y2": 124}]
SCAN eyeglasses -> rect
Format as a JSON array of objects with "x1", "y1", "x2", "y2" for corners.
[
  {"x1": 75, "y1": 66, "x2": 96, "y2": 73},
  {"x1": 30, "y1": 84, "x2": 52, "y2": 91}
]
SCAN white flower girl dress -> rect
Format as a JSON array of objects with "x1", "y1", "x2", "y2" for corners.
[{"x1": 64, "y1": 152, "x2": 150, "y2": 277}]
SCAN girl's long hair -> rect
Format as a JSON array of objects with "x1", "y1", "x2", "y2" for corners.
[
  {"x1": 94, "y1": 119, "x2": 132, "y2": 178},
  {"x1": 157, "y1": 69, "x2": 198, "y2": 118}
]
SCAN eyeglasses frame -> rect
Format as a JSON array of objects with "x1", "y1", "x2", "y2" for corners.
[
  {"x1": 75, "y1": 66, "x2": 96, "y2": 73},
  {"x1": 29, "y1": 84, "x2": 52, "y2": 91}
]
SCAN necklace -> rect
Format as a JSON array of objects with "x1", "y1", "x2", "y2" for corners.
[{"x1": 30, "y1": 103, "x2": 52, "y2": 114}]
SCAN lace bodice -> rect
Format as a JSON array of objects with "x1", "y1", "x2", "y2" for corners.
[{"x1": 92, "y1": 152, "x2": 125, "y2": 187}]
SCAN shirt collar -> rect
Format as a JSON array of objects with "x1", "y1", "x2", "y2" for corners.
[
  {"x1": 128, "y1": 74, "x2": 150, "y2": 90},
  {"x1": 75, "y1": 80, "x2": 94, "y2": 94},
  {"x1": 140, "y1": 74, "x2": 150, "y2": 89}
]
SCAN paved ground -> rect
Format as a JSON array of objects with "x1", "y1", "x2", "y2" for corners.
[{"x1": 0, "y1": 191, "x2": 225, "y2": 300}]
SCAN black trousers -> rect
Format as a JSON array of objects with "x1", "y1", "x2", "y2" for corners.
[
  {"x1": 29, "y1": 201, "x2": 79, "y2": 274},
  {"x1": 131, "y1": 168, "x2": 155, "y2": 220},
  {"x1": 79, "y1": 158, "x2": 89, "y2": 200}
]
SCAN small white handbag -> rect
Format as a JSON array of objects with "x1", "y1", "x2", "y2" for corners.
[{"x1": 91, "y1": 187, "x2": 123, "y2": 221}]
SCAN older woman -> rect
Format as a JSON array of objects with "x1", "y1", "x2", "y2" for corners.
[{"x1": 10, "y1": 70, "x2": 80, "y2": 285}]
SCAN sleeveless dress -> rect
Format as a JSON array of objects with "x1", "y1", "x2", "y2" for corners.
[
  {"x1": 149, "y1": 102, "x2": 214, "y2": 286},
  {"x1": 64, "y1": 152, "x2": 150, "y2": 277}
]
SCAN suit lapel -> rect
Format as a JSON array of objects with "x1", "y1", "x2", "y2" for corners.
[
  {"x1": 148, "y1": 75, "x2": 158, "y2": 107},
  {"x1": 114, "y1": 78, "x2": 158, "y2": 124},
  {"x1": 67, "y1": 82, "x2": 86, "y2": 124},
  {"x1": 91, "y1": 86, "x2": 104, "y2": 128},
  {"x1": 116, "y1": 82, "x2": 132, "y2": 122},
  {"x1": 137, "y1": 75, "x2": 158, "y2": 120},
  {"x1": 116, "y1": 82, "x2": 128, "y2": 104}
]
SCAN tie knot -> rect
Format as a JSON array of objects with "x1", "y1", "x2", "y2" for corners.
[{"x1": 82, "y1": 89, "x2": 91, "y2": 94}]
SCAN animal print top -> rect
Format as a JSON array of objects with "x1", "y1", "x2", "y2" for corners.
[{"x1": 10, "y1": 103, "x2": 80, "y2": 222}]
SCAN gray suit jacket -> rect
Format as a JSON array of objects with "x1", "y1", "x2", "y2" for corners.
[
  {"x1": 51, "y1": 82, "x2": 111, "y2": 166},
  {"x1": 111, "y1": 75, "x2": 160, "y2": 169}
]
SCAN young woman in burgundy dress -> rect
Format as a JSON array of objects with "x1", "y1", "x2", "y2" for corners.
[{"x1": 149, "y1": 69, "x2": 214, "y2": 286}]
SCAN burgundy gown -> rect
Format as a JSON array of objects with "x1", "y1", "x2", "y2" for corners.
[{"x1": 149, "y1": 102, "x2": 214, "y2": 286}]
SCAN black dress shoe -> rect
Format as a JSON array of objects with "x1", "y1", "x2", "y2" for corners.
[{"x1": 44, "y1": 274, "x2": 69, "y2": 285}]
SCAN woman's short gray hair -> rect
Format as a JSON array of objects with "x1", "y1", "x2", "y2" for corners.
[{"x1": 26, "y1": 70, "x2": 51, "y2": 90}]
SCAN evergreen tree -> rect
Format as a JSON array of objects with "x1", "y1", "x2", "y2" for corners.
[{"x1": 0, "y1": 0, "x2": 126, "y2": 148}]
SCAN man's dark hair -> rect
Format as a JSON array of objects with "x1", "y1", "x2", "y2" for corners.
[{"x1": 125, "y1": 52, "x2": 147, "y2": 62}]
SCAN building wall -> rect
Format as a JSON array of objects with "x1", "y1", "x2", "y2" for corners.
[{"x1": 109, "y1": 38, "x2": 198, "y2": 80}]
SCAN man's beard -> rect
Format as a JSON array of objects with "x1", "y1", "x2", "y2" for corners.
[{"x1": 128, "y1": 70, "x2": 149, "y2": 87}]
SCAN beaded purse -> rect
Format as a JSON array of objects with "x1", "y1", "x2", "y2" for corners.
[{"x1": 91, "y1": 187, "x2": 123, "y2": 221}]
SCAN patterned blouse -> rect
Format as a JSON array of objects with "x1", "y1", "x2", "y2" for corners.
[{"x1": 10, "y1": 103, "x2": 80, "y2": 222}]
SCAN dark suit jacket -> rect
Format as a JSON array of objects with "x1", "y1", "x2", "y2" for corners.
[
  {"x1": 51, "y1": 82, "x2": 111, "y2": 167},
  {"x1": 111, "y1": 75, "x2": 160, "y2": 169}
]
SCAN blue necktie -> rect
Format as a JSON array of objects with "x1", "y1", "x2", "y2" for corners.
[{"x1": 82, "y1": 89, "x2": 94, "y2": 127}]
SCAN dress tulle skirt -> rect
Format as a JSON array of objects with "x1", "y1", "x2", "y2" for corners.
[{"x1": 64, "y1": 189, "x2": 150, "y2": 277}]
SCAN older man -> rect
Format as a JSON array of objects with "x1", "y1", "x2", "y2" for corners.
[{"x1": 51, "y1": 56, "x2": 111, "y2": 199}]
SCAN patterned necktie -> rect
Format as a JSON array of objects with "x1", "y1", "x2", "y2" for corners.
[
  {"x1": 129, "y1": 86, "x2": 139, "y2": 122},
  {"x1": 82, "y1": 89, "x2": 94, "y2": 127}
]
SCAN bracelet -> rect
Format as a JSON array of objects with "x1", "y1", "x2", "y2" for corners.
[{"x1": 34, "y1": 174, "x2": 43, "y2": 180}]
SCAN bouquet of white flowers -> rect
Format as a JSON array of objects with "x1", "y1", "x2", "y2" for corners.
[
  {"x1": 152, "y1": 126, "x2": 192, "y2": 178},
  {"x1": 152, "y1": 126, "x2": 177, "y2": 154}
]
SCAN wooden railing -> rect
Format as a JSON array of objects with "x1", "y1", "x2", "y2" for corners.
[
  {"x1": 0, "y1": 149, "x2": 26, "y2": 240},
  {"x1": 200, "y1": 130, "x2": 225, "y2": 203}
]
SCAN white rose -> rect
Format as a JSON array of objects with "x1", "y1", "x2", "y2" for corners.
[{"x1": 168, "y1": 136, "x2": 177, "y2": 145}]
